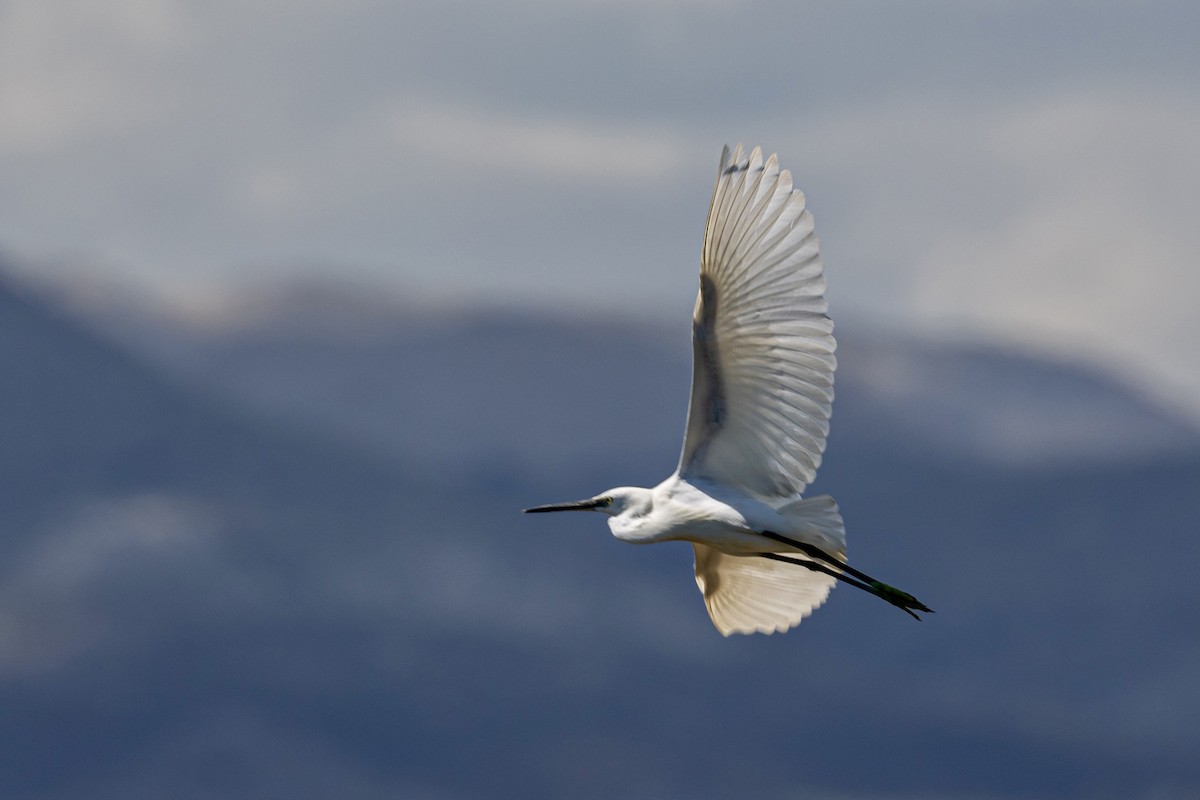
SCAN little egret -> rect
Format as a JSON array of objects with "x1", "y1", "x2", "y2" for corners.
[{"x1": 525, "y1": 144, "x2": 931, "y2": 635}]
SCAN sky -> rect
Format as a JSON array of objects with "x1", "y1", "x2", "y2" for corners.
[{"x1": 3, "y1": 0, "x2": 1200, "y2": 415}]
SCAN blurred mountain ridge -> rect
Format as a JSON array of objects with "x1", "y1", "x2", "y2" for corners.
[{"x1": 46, "y1": 275, "x2": 1200, "y2": 473}]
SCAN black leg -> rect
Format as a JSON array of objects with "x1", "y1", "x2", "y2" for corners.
[
  {"x1": 759, "y1": 530, "x2": 874, "y2": 583},
  {"x1": 757, "y1": 532, "x2": 934, "y2": 618},
  {"x1": 759, "y1": 553, "x2": 876, "y2": 593},
  {"x1": 758, "y1": 553, "x2": 924, "y2": 620}
]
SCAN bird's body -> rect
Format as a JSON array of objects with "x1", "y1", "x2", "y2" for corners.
[
  {"x1": 526, "y1": 145, "x2": 930, "y2": 635},
  {"x1": 601, "y1": 477, "x2": 839, "y2": 555},
  {"x1": 605, "y1": 477, "x2": 778, "y2": 549}
]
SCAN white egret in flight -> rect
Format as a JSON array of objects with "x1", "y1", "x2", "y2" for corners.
[{"x1": 525, "y1": 145, "x2": 931, "y2": 635}]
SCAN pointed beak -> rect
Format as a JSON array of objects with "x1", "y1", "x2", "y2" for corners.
[{"x1": 523, "y1": 498, "x2": 604, "y2": 513}]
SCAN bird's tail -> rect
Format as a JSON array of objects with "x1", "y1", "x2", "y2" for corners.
[{"x1": 775, "y1": 493, "x2": 846, "y2": 554}]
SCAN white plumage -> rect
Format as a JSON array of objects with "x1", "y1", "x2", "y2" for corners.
[
  {"x1": 681, "y1": 145, "x2": 834, "y2": 502},
  {"x1": 526, "y1": 145, "x2": 929, "y2": 635}
]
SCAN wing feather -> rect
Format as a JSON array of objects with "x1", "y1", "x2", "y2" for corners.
[
  {"x1": 693, "y1": 544, "x2": 835, "y2": 635},
  {"x1": 678, "y1": 145, "x2": 836, "y2": 501}
]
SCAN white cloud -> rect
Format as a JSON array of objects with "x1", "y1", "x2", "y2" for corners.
[
  {"x1": 0, "y1": 0, "x2": 194, "y2": 152},
  {"x1": 915, "y1": 88, "x2": 1200, "y2": 323},
  {"x1": 737, "y1": 87, "x2": 1200, "y2": 417},
  {"x1": 907, "y1": 89, "x2": 1200, "y2": 415},
  {"x1": 390, "y1": 99, "x2": 692, "y2": 184}
]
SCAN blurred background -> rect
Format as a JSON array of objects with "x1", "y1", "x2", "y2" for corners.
[{"x1": 2, "y1": 1, "x2": 1199, "y2": 798}]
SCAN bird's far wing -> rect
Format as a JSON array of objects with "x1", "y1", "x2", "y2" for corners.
[
  {"x1": 693, "y1": 544, "x2": 836, "y2": 635},
  {"x1": 677, "y1": 144, "x2": 835, "y2": 501}
]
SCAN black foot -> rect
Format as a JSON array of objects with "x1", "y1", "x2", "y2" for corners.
[{"x1": 868, "y1": 581, "x2": 934, "y2": 620}]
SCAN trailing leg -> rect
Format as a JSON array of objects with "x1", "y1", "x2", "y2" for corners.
[{"x1": 758, "y1": 531, "x2": 933, "y2": 618}]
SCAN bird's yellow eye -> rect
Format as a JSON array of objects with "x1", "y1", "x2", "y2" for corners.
[{"x1": 603, "y1": 496, "x2": 613, "y2": 506}]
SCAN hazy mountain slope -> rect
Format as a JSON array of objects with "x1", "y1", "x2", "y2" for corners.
[
  {"x1": 0, "y1": 279, "x2": 410, "y2": 514},
  {"x1": 3, "y1": 273, "x2": 1200, "y2": 800},
  {"x1": 836, "y1": 332, "x2": 1200, "y2": 465},
  {"x1": 67, "y1": 282, "x2": 1200, "y2": 473}
]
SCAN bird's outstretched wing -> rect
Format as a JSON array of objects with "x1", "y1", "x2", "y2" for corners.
[{"x1": 677, "y1": 144, "x2": 835, "y2": 502}]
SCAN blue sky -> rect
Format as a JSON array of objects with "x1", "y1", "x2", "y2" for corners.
[{"x1": 3, "y1": 0, "x2": 1199, "y2": 414}]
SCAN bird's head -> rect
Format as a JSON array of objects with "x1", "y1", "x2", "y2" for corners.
[{"x1": 523, "y1": 486, "x2": 650, "y2": 518}]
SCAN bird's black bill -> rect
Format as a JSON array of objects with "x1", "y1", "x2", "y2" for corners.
[{"x1": 523, "y1": 498, "x2": 604, "y2": 513}]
